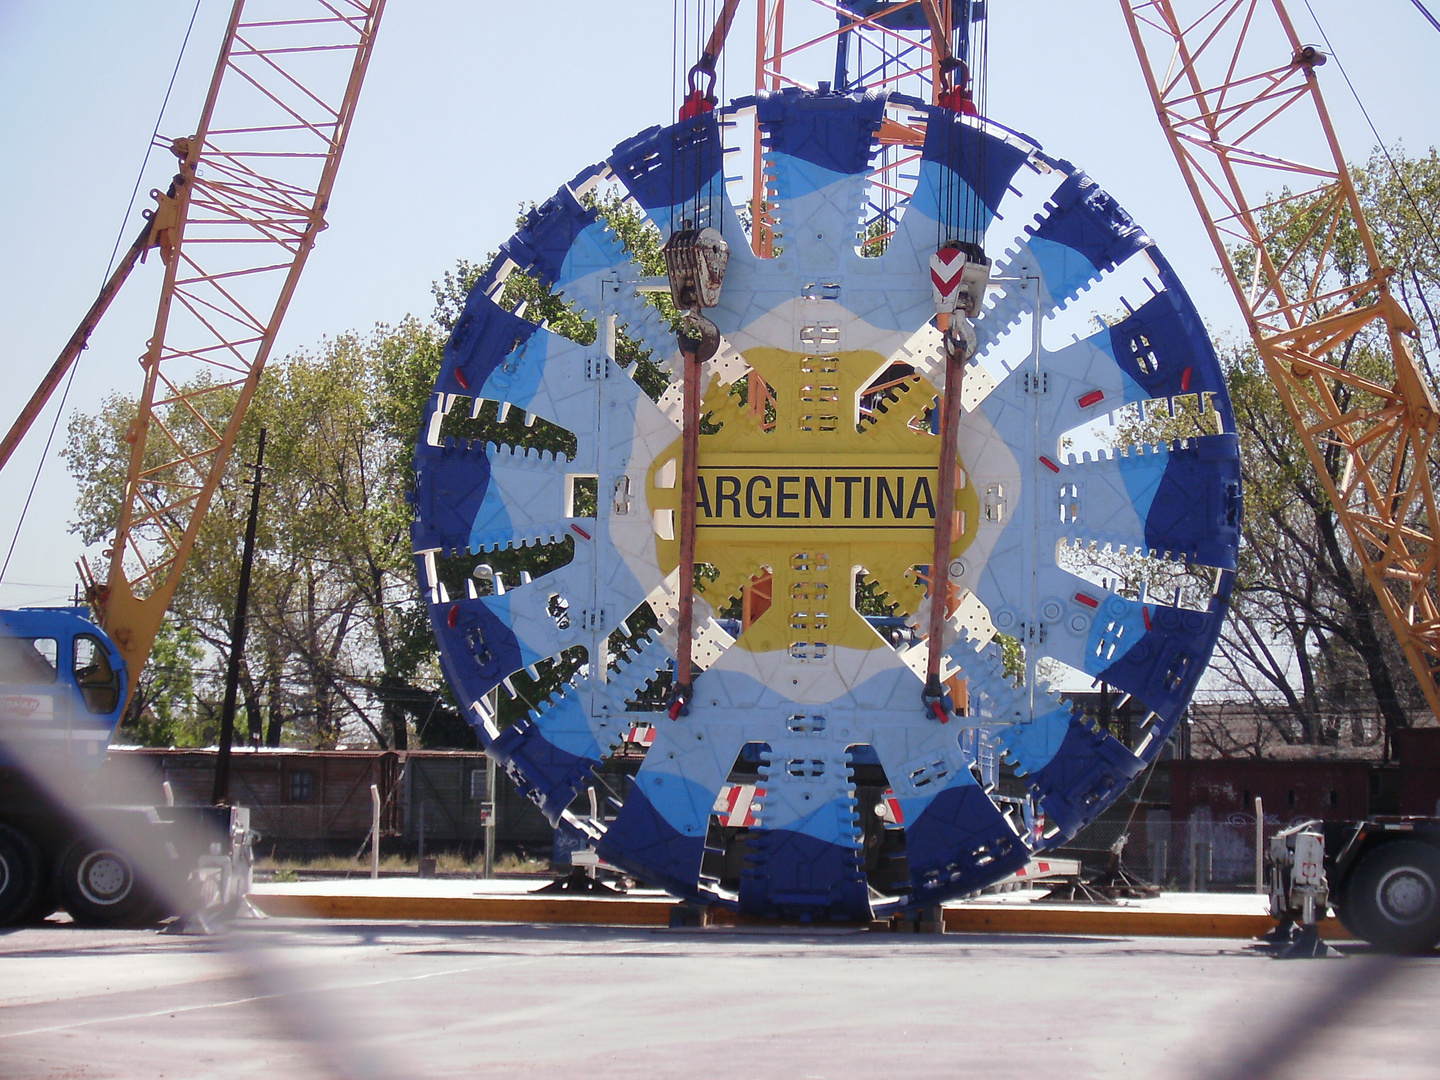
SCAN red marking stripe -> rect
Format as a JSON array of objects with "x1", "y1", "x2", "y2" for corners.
[
  {"x1": 1143, "y1": 606, "x2": 1152, "y2": 631},
  {"x1": 883, "y1": 789, "x2": 905, "y2": 826},
  {"x1": 454, "y1": 368, "x2": 470, "y2": 390},
  {"x1": 447, "y1": 603, "x2": 459, "y2": 628},
  {"x1": 1040, "y1": 456, "x2": 1060, "y2": 473},
  {"x1": 1181, "y1": 366, "x2": 1192, "y2": 391},
  {"x1": 570, "y1": 524, "x2": 592, "y2": 540},
  {"x1": 1074, "y1": 592, "x2": 1100, "y2": 609},
  {"x1": 1078, "y1": 389, "x2": 1105, "y2": 408}
]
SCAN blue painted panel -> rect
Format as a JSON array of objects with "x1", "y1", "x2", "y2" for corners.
[
  {"x1": 490, "y1": 694, "x2": 602, "y2": 824},
  {"x1": 410, "y1": 440, "x2": 495, "y2": 555},
  {"x1": 740, "y1": 829, "x2": 871, "y2": 921},
  {"x1": 1145, "y1": 434, "x2": 1243, "y2": 569},
  {"x1": 595, "y1": 784, "x2": 707, "y2": 903},
  {"x1": 756, "y1": 87, "x2": 886, "y2": 177},
  {"x1": 919, "y1": 106, "x2": 1029, "y2": 218},
  {"x1": 437, "y1": 290, "x2": 540, "y2": 399},
  {"x1": 1098, "y1": 589, "x2": 1232, "y2": 727},
  {"x1": 1031, "y1": 171, "x2": 1151, "y2": 273},
  {"x1": 1023, "y1": 717, "x2": 1147, "y2": 840},
  {"x1": 608, "y1": 113, "x2": 724, "y2": 222},
  {"x1": 904, "y1": 781, "x2": 1030, "y2": 904}
]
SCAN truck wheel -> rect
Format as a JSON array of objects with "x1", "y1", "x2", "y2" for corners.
[
  {"x1": 1340, "y1": 839, "x2": 1440, "y2": 953},
  {"x1": 55, "y1": 841, "x2": 155, "y2": 927},
  {"x1": 0, "y1": 824, "x2": 42, "y2": 926}
]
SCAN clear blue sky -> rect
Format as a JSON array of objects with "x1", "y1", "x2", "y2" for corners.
[{"x1": 2, "y1": 0, "x2": 1436, "y2": 608}]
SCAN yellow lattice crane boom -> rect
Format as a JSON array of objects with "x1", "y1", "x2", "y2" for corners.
[{"x1": 1121, "y1": 0, "x2": 1440, "y2": 721}]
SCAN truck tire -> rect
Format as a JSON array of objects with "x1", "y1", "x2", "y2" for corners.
[
  {"x1": 1339, "y1": 839, "x2": 1440, "y2": 953},
  {"x1": 54, "y1": 840, "x2": 156, "y2": 927},
  {"x1": 0, "y1": 824, "x2": 42, "y2": 926}
]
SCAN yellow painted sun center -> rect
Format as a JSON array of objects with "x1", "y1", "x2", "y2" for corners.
[{"x1": 648, "y1": 346, "x2": 978, "y2": 656}]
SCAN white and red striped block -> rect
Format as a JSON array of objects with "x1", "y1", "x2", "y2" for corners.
[
  {"x1": 712, "y1": 783, "x2": 765, "y2": 827},
  {"x1": 624, "y1": 723, "x2": 657, "y2": 748}
]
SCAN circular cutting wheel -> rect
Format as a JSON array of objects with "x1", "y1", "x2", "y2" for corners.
[{"x1": 413, "y1": 89, "x2": 1240, "y2": 920}]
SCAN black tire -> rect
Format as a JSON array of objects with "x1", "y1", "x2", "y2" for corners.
[
  {"x1": 1338, "y1": 839, "x2": 1440, "y2": 953},
  {"x1": 0, "y1": 824, "x2": 42, "y2": 927},
  {"x1": 54, "y1": 841, "x2": 156, "y2": 928}
]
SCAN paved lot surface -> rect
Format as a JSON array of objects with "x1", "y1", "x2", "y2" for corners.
[{"x1": 1, "y1": 919, "x2": 1435, "y2": 1080}]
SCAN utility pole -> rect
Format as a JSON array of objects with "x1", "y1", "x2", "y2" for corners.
[{"x1": 212, "y1": 428, "x2": 265, "y2": 806}]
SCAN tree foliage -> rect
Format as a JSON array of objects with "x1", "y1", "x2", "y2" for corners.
[
  {"x1": 116, "y1": 617, "x2": 208, "y2": 747},
  {"x1": 66, "y1": 321, "x2": 448, "y2": 749}
]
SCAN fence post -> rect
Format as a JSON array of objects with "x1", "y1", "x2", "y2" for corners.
[
  {"x1": 483, "y1": 749, "x2": 497, "y2": 879},
  {"x1": 1254, "y1": 796, "x2": 1265, "y2": 895},
  {"x1": 1193, "y1": 841, "x2": 1212, "y2": 892},
  {"x1": 370, "y1": 782, "x2": 381, "y2": 880}
]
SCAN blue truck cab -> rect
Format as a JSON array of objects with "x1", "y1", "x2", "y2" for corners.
[
  {"x1": 0, "y1": 607, "x2": 258, "y2": 928},
  {"x1": 0, "y1": 607, "x2": 126, "y2": 774}
]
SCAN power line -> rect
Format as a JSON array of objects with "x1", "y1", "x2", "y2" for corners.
[
  {"x1": 1407, "y1": 0, "x2": 1440, "y2": 36},
  {"x1": 103, "y1": 0, "x2": 204, "y2": 282}
]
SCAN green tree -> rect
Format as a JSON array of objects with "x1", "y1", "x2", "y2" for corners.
[
  {"x1": 116, "y1": 617, "x2": 207, "y2": 747},
  {"x1": 66, "y1": 322, "x2": 448, "y2": 750}
]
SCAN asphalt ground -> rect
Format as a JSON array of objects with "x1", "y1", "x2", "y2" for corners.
[{"x1": 1, "y1": 918, "x2": 1436, "y2": 1080}]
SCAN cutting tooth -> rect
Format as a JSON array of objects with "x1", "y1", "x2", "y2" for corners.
[
  {"x1": 975, "y1": 173, "x2": 1150, "y2": 357},
  {"x1": 441, "y1": 549, "x2": 600, "y2": 673},
  {"x1": 1003, "y1": 708, "x2": 1144, "y2": 843},
  {"x1": 1052, "y1": 435, "x2": 1238, "y2": 571},
  {"x1": 972, "y1": 243, "x2": 1037, "y2": 354},
  {"x1": 937, "y1": 628, "x2": 1081, "y2": 783},
  {"x1": 993, "y1": 698, "x2": 1082, "y2": 780},
  {"x1": 606, "y1": 284, "x2": 683, "y2": 372},
  {"x1": 585, "y1": 630, "x2": 677, "y2": 723}
]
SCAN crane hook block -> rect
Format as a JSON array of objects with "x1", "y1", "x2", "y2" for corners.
[
  {"x1": 663, "y1": 226, "x2": 729, "y2": 311},
  {"x1": 930, "y1": 243, "x2": 990, "y2": 333}
]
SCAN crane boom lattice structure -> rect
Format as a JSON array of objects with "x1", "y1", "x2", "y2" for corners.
[
  {"x1": 85, "y1": 0, "x2": 386, "y2": 696},
  {"x1": 1122, "y1": 0, "x2": 1440, "y2": 721}
]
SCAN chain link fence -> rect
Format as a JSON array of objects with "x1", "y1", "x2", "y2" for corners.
[{"x1": 1060, "y1": 811, "x2": 1319, "y2": 892}]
